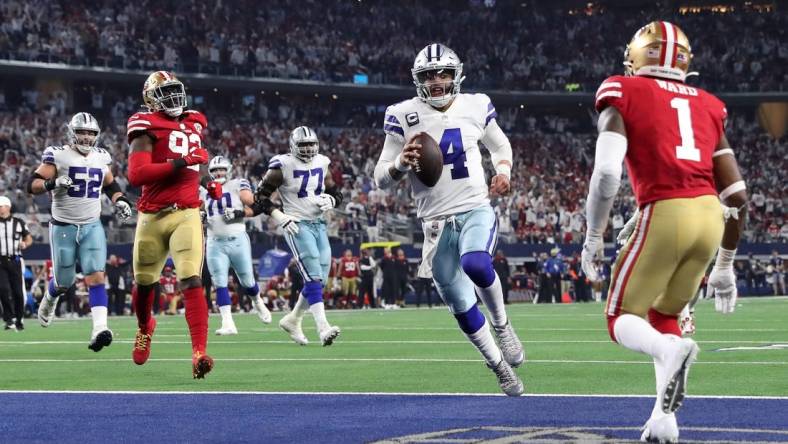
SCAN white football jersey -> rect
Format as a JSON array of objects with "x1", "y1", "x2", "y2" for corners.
[
  {"x1": 269, "y1": 153, "x2": 330, "y2": 221},
  {"x1": 200, "y1": 178, "x2": 252, "y2": 237},
  {"x1": 41, "y1": 145, "x2": 112, "y2": 224},
  {"x1": 383, "y1": 93, "x2": 496, "y2": 219}
]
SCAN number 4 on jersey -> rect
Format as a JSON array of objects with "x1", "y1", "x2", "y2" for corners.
[{"x1": 439, "y1": 128, "x2": 469, "y2": 179}]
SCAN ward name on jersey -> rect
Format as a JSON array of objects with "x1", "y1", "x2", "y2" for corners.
[
  {"x1": 126, "y1": 110, "x2": 207, "y2": 212},
  {"x1": 383, "y1": 93, "x2": 497, "y2": 219},
  {"x1": 201, "y1": 178, "x2": 251, "y2": 237},
  {"x1": 268, "y1": 153, "x2": 331, "y2": 221},
  {"x1": 595, "y1": 75, "x2": 727, "y2": 206},
  {"x1": 41, "y1": 145, "x2": 112, "y2": 224}
]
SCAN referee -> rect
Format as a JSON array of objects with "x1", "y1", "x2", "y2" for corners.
[{"x1": 0, "y1": 196, "x2": 32, "y2": 331}]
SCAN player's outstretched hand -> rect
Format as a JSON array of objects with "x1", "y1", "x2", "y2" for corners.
[
  {"x1": 708, "y1": 265, "x2": 737, "y2": 314},
  {"x1": 206, "y1": 180, "x2": 223, "y2": 200},
  {"x1": 114, "y1": 196, "x2": 133, "y2": 222},
  {"x1": 271, "y1": 209, "x2": 299, "y2": 235},
  {"x1": 311, "y1": 194, "x2": 336, "y2": 212},
  {"x1": 616, "y1": 209, "x2": 639, "y2": 245},
  {"x1": 223, "y1": 209, "x2": 245, "y2": 222},
  {"x1": 581, "y1": 233, "x2": 603, "y2": 282},
  {"x1": 183, "y1": 148, "x2": 210, "y2": 166},
  {"x1": 489, "y1": 174, "x2": 511, "y2": 197}
]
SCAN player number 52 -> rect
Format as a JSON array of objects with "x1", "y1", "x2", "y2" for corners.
[{"x1": 168, "y1": 130, "x2": 202, "y2": 171}]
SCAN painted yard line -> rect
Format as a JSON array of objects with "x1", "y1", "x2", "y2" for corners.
[
  {"x1": 0, "y1": 390, "x2": 786, "y2": 400},
  {"x1": 0, "y1": 357, "x2": 785, "y2": 365},
  {"x1": 3, "y1": 339, "x2": 788, "y2": 345}
]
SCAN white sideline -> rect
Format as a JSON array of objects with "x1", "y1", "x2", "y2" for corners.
[{"x1": 0, "y1": 389, "x2": 786, "y2": 400}]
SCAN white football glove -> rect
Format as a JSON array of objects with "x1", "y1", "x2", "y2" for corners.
[
  {"x1": 581, "y1": 233, "x2": 604, "y2": 282},
  {"x1": 114, "y1": 198, "x2": 133, "y2": 222},
  {"x1": 271, "y1": 209, "x2": 299, "y2": 235},
  {"x1": 708, "y1": 247, "x2": 738, "y2": 314},
  {"x1": 54, "y1": 176, "x2": 73, "y2": 189},
  {"x1": 223, "y1": 209, "x2": 245, "y2": 222},
  {"x1": 311, "y1": 194, "x2": 336, "y2": 212},
  {"x1": 616, "y1": 209, "x2": 639, "y2": 245}
]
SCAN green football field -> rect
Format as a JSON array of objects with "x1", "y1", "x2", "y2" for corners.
[{"x1": 1, "y1": 297, "x2": 786, "y2": 396}]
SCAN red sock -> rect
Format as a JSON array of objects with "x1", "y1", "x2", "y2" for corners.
[
  {"x1": 183, "y1": 286, "x2": 208, "y2": 355},
  {"x1": 133, "y1": 285, "x2": 156, "y2": 330},
  {"x1": 648, "y1": 308, "x2": 681, "y2": 337}
]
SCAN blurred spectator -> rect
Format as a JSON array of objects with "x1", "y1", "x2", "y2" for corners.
[{"x1": 492, "y1": 249, "x2": 511, "y2": 304}]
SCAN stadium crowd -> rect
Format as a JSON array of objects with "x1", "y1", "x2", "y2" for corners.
[{"x1": 0, "y1": 0, "x2": 785, "y2": 92}]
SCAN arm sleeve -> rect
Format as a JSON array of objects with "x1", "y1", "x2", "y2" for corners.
[
  {"x1": 585, "y1": 131, "x2": 628, "y2": 236},
  {"x1": 127, "y1": 151, "x2": 176, "y2": 187},
  {"x1": 373, "y1": 134, "x2": 405, "y2": 190},
  {"x1": 480, "y1": 119, "x2": 512, "y2": 177}
]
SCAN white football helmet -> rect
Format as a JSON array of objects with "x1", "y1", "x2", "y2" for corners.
[
  {"x1": 208, "y1": 156, "x2": 232, "y2": 184},
  {"x1": 412, "y1": 43, "x2": 465, "y2": 108},
  {"x1": 67, "y1": 112, "x2": 100, "y2": 155},
  {"x1": 289, "y1": 126, "x2": 319, "y2": 162}
]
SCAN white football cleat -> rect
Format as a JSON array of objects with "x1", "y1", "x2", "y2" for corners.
[
  {"x1": 88, "y1": 329, "x2": 113, "y2": 352},
  {"x1": 215, "y1": 325, "x2": 238, "y2": 336},
  {"x1": 37, "y1": 296, "x2": 59, "y2": 327},
  {"x1": 318, "y1": 325, "x2": 341, "y2": 347},
  {"x1": 252, "y1": 296, "x2": 272, "y2": 324},
  {"x1": 279, "y1": 314, "x2": 308, "y2": 345},
  {"x1": 492, "y1": 321, "x2": 525, "y2": 368},
  {"x1": 679, "y1": 313, "x2": 695, "y2": 336},
  {"x1": 487, "y1": 359, "x2": 524, "y2": 397},
  {"x1": 660, "y1": 337, "x2": 700, "y2": 414},
  {"x1": 640, "y1": 414, "x2": 679, "y2": 443}
]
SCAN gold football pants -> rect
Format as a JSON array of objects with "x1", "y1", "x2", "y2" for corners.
[{"x1": 133, "y1": 208, "x2": 204, "y2": 286}]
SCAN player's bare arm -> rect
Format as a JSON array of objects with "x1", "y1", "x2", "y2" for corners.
[
  {"x1": 239, "y1": 189, "x2": 255, "y2": 217},
  {"x1": 27, "y1": 162, "x2": 59, "y2": 195},
  {"x1": 712, "y1": 134, "x2": 748, "y2": 250}
]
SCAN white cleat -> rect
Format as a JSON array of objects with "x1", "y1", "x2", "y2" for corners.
[
  {"x1": 88, "y1": 329, "x2": 113, "y2": 352},
  {"x1": 279, "y1": 314, "x2": 309, "y2": 345},
  {"x1": 487, "y1": 359, "x2": 524, "y2": 397},
  {"x1": 640, "y1": 414, "x2": 679, "y2": 443},
  {"x1": 253, "y1": 296, "x2": 272, "y2": 324},
  {"x1": 319, "y1": 325, "x2": 341, "y2": 347},
  {"x1": 493, "y1": 321, "x2": 525, "y2": 368},
  {"x1": 37, "y1": 296, "x2": 59, "y2": 328},
  {"x1": 660, "y1": 337, "x2": 700, "y2": 414},
  {"x1": 215, "y1": 325, "x2": 238, "y2": 336}
]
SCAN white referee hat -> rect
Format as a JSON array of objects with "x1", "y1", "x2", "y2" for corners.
[{"x1": 0, "y1": 196, "x2": 11, "y2": 207}]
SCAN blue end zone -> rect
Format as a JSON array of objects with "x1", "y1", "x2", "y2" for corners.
[{"x1": 0, "y1": 393, "x2": 786, "y2": 443}]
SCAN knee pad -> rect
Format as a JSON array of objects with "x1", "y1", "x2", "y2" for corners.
[
  {"x1": 460, "y1": 251, "x2": 495, "y2": 288},
  {"x1": 303, "y1": 281, "x2": 324, "y2": 305},
  {"x1": 648, "y1": 308, "x2": 681, "y2": 337},
  {"x1": 453, "y1": 304, "x2": 486, "y2": 334},
  {"x1": 606, "y1": 315, "x2": 618, "y2": 343}
]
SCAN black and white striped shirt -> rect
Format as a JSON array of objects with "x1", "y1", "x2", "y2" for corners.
[{"x1": 0, "y1": 216, "x2": 29, "y2": 257}]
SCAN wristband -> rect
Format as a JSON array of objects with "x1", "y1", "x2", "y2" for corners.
[
  {"x1": 394, "y1": 154, "x2": 412, "y2": 172},
  {"x1": 495, "y1": 163, "x2": 511, "y2": 179}
]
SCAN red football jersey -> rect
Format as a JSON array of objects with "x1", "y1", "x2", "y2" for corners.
[
  {"x1": 595, "y1": 75, "x2": 726, "y2": 206},
  {"x1": 340, "y1": 257, "x2": 359, "y2": 278},
  {"x1": 160, "y1": 275, "x2": 178, "y2": 295},
  {"x1": 126, "y1": 110, "x2": 208, "y2": 212}
]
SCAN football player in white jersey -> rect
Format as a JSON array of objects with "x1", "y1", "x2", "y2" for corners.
[
  {"x1": 374, "y1": 44, "x2": 524, "y2": 396},
  {"x1": 27, "y1": 112, "x2": 133, "y2": 351},
  {"x1": 251, "y1": 126, "x2": 343, "y2": 346},
  {"x1": 201, "y1": 156, "x2": 272, "y2": 335}
]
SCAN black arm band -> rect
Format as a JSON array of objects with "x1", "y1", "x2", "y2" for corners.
[
  {"x1": 251, "y1": 198, "x2": 276, "y2": 217},
  {"x1": 116, "y1": 195, "x2": 131, "y2": 206},
  {"x1": 103, "y1": 181, "x2": 123, "y2": 200},
  {"x1": 326, "y1": 185, "x2": 344, "y2": 208},
  {"x1": 172, "y1": 158, "x2": 187, "y2": 169}
]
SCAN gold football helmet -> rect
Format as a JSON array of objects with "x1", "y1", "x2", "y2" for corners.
[
  {"x1": 142, "y1": 71, "x2": 187, "y2": 117},
  {"x1": 623, "y1": 21, "x2": 693, "y2": 82}
]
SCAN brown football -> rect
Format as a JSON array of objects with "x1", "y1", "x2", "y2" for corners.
[{"x1": 413, "y1": 133, "x2": 443, "y2": 187}]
